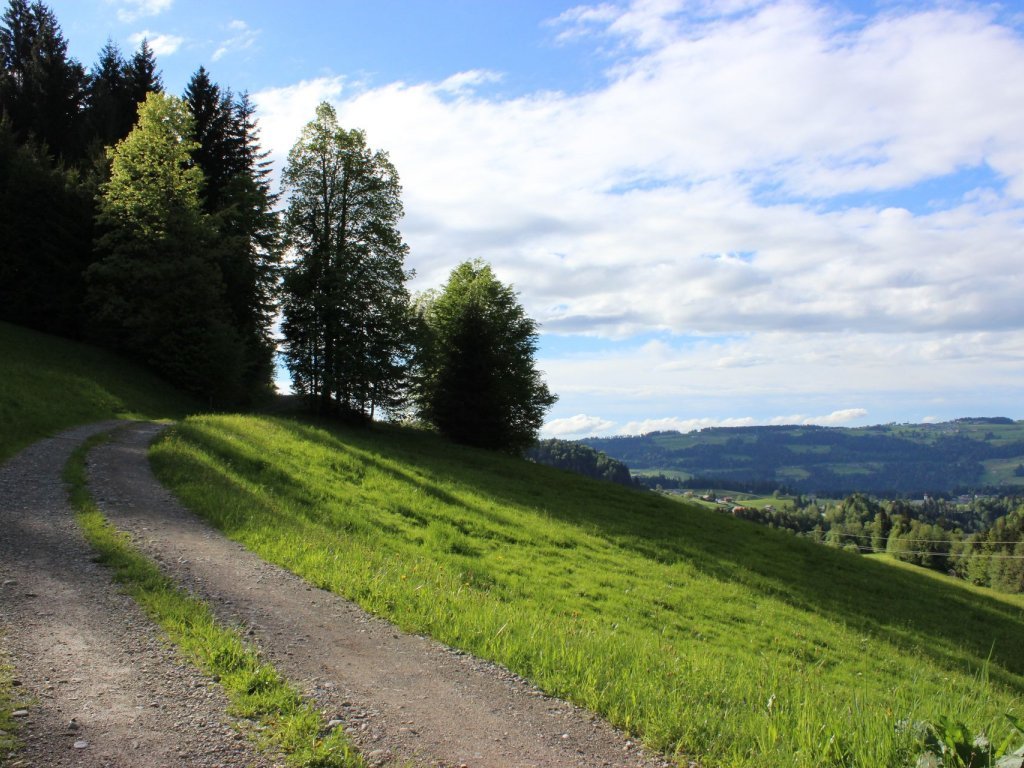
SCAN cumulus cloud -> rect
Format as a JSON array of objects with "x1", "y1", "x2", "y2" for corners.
[
  {"x1": 252, "y1": 1, "x2": 1024, "y2": 428},
  {"x1": 538, "y1": 328, "x2": 1024, "y2": 429},
  {"x1": 810, "y1": 408, "x2": 868, "y2": 426},
  {"x1": 113, "y1": 0, "x2": 172, "y2": 23},
  {"x1": 617, "y1": 408, "x2": 867, "y2": 436},
  {"x1": 620, "y1": 416, "x2": 757, "y2": 435},
  {"x1": 543, "y1": 413, "x2": 617, "y2": 437},
  {"x1": 437, "y1": 69, "x2": 503, "y2": 95},
  {"x1": 213, "y1": 19, "x2": 259, "y2": 62},
  {"x1": 129, "y1": 30, "x2": 183, "y2": 56},
  {"x1": 254, "y1": 0, "x2": 1024, "y2": 340}
]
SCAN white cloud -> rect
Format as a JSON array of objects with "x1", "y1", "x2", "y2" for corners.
[
  {"x1": 543, "y1": 413, "x2": 617, "y2": 437},
  {"x1": 277, "y1": 0, "x2": 1024, "y2": 342},
  {"x1": 437, "y1": 70, "x2": 503, "y2": 95},
  {"x1": 621, "y1": 416, "x2": 758, "y2": 435},
  {"x1": 114, "y1": 0, "x2": 172, "y2": 23},
  {"x1": 129, "y1": 30, "x2": 183, "y2": 56},
  {"x1": 213, "y1": 19, "x2": 259, "y2": 62},
  {"x1": 538, "y1": 328, "x2": 1024, "y2": 431},
  {"x1": 812, "y1": 408, "x2": 868, "y2": 426},
  {"x1": 253, "y1": 1, "x2": 1024, "y2": 428},
  {"x1": 618, "y1": 409, "x2": 867, "y2": 436}
]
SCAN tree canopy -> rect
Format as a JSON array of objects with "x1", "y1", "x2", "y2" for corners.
[
  {"x1": 86, "y1": 91, "x2": 243, "y2": 404},
  {"x1": 414, "y1": 259, "x2": 556, "y2": 453},
  {"x1": 280, "y1": 102, "x2": 412, "y2": 420}
]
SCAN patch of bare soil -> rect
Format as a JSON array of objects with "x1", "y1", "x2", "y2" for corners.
[
  {"x1": 88, "y1": 422, "x2": 677, "y2": 768},
  {"x1": 0, "y1": 422, "x2": 274, "y2": 768}
]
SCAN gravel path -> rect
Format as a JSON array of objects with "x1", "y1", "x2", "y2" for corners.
[
  {"x1": 0, "y1": 422, "x2": 275, "y2": 768},
  {"x1": 88, "y1": 422, "x2": 676, "y2": 768}
]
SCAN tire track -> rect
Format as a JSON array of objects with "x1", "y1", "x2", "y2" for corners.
[
  {"x1": 88, "y1": 422, "x2": 673, "y2": 768},
  {"x1": 0, "y1": 422, "x2": 273, "y2": 768}
]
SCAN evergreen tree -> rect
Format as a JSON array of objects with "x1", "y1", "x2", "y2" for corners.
[
  {"x1": 0, "y1": 0, "x2": 87, "y2": 159},
  {"x1": 0, "y1": 118, "x2": 93, "y2": 334},
  {"x1": 281, "y1": 102, "x2": 412, "y2": 420},
  {"x1": 414, "y1": 259, "x2": 557, "y2": 453},
  {"x1": 183, "y1": 67, "x2": 234, "y2": 210},
  {"x1": 125, "y1": 37, "x2": 161, "y2": 106},
  {"x1": 84, "y1": 39, "x2": 134, "y2": 150},
  {"x1": 185, "y1": 70, "x2": 281, "y2": 403},
  {"x1": 86, "y1": 91, "x2": 242, "y2": 404}
]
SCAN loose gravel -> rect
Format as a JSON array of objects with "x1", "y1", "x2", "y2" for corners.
[{"x1": 0, "y1": 423, "x2": 275, "y2": 768}]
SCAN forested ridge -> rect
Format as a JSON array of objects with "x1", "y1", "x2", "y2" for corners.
[{"x1": 586, "y1": 418, "x2": 1024, "y2": 496}]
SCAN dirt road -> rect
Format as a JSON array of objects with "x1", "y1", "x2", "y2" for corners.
[
  {"x1": 2, "y1": 422, "x2": 674, "y2": 767},
  {"x1": 0, "y1": 422, "x2": 273, "y2": 767}
]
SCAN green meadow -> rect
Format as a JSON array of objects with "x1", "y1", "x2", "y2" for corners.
[
  {"x1": 152, "y1": 414, "x2": 1024, "y2": 768},
  {"x1": 0, "y1": 321, "x2": 196, "y2": 462}
]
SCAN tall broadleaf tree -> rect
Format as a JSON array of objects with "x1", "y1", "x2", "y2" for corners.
[
  {"x1": 281, "y1": 102, "x2": 412, "y2": 420},
  {"x1": 414, "y1": 259, "x2": 557, "y2": 453},
  {"x1": 86, "y1": 91, "x2": 243, "y2": 404}
]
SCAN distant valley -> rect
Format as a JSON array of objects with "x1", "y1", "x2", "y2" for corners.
[{"x1": 581, "y1": 417, "x2": 1024, "y2": 496}]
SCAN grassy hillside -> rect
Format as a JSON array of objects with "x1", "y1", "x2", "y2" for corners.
[
  {"x1": 0, "y1": 321, "x2": 197, "y2": 462},
  {"x1": 152, "y1": 414, "x2": 1024, "y2": 768}
]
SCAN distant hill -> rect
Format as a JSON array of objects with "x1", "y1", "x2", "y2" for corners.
[
  {"x1": 525, "y1": 438, "x2": 633, "y2": 485},
  {"x1": 581, "y1": 418, "x2": 1024, "y2": 496}
]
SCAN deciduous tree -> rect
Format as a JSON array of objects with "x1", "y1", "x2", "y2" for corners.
[
  {"x1": 87, "y1": 91, "x2": 242, "y2": 404},
  {"x1": 280, "y1": 102, "x2": 412, "y2": 419}
]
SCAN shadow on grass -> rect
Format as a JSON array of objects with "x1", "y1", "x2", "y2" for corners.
[{"x1": 166, "y1": 414, "x2": 1024, "y2": 692}]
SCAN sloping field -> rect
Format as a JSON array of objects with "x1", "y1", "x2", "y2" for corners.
[
  {"x1": 0, "y1": 321, "x2": 196, "y2": 461},
  {"x1": 152, "y1": 414, "x2": 1024, "y2": 768}
]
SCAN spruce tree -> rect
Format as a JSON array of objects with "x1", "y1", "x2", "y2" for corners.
[
  {"x1": 184, "y1": 70, "x2": 281, "y2": 403},
  {"x1": 0, "y1": 119, "x2": 93, "y2": 334},
  {"x1": 414, "y1": 259, "x2": 557, "y2": 453},
  {"x1": 84, "y1": 39, "x2": 134, "y2": 150},
  {"x1": 281, "y1": 102, "x2": 412, "y2": 420},
  {"x1": 0, "y1": 0, "x2": 87, "y2": 159},
  {"x1": 184, "y1": 67, "x2": 234, "y2": 210},
  {"x1": 125, "y1": 37, "x2": 161, "y2": 106}
]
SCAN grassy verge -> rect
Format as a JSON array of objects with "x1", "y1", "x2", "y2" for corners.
[
  {"x1": 151, "y1": 414, "x2": 1024, "y2": 768},
  {"x1": 0, "y1": 649, "x2": 19, "y2": 762},
  {"x1": 64, "y1": 433, "x2": 362, "y2": 768},
  {"x1": 0, "y1": 322, "x2": 197, "y2": 462}
]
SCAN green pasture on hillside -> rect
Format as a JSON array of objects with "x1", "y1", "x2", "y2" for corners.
[
  {"x1": 152, "y1": 414, "x2": 1024, "y2": 768},
  {"x1": 0, "y1": 322, "x2": 196, "y2": 462}
]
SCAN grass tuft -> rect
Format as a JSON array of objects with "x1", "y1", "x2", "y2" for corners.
[
  {"x1": 0, "y1": 648, "x2": 21, "y2": 761},
  {"x1": 64, "y1": 433, "x2": 362, "y2": 768}
]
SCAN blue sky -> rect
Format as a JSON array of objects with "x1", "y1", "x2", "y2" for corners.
[{"x1": 48, "y1": 0, "x2": 1024, "y2": 436}]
